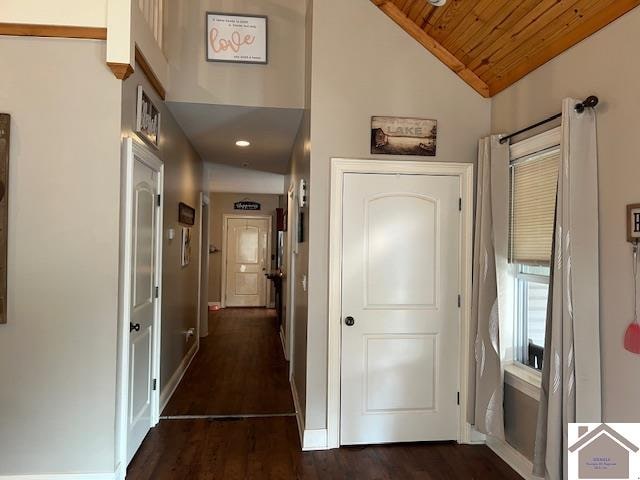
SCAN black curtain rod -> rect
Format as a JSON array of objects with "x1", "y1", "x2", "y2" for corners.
[{"x1": 499, "y1": 95, "x2": 599, "y2": 144}]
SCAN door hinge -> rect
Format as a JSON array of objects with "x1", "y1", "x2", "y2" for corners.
[
  {"x1": 153, "y1": 379, "x2": 157, "y2": 391},
  {"x1": 458, "y1": 197, "x2": 462, "y2": 211},
  {"x1": 457, "y1": 392, "x2": 460, "y2": 405},
  {"x1": 155, "y1": 286, "x2": 159, "y2": 299},
  {"x1": 156, "y1": 194, "x2": 161, "y2": 207},
  {"x1": 457, "y1": 294, "x2": 461, "y2": 308}
]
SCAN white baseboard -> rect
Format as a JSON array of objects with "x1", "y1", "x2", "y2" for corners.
[
  {"x1": 290, "y1": 376, "x2": 328, "y2": 451},
  {"x1": 279, "y1": 326, "x2": 288, "y2": 360},
  {"x1": 159, "y1": 341, "x2": 198, "y2": 414},
  {"x1": 0, "y1": 473, "x2": 116, "y2": 480},
  {"x1": 290, "y1": 376, "x2": 305, "y2": 447},
  {"x1": 302, "y1": 429, "x2": 328, "y2": 451},
  {"x1": 486, "y1": 436, "x2": 541, "y2": 480},
  {"x1": 207, "y1": 302, "x2": 221, "y2": 308}
]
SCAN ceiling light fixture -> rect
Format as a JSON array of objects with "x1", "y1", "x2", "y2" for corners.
[
  {"x1": 428, "y1": 0, "x2": 447, "y2": 6},
  {"x1": 235, "y1": 140, "x2": 251, "y2": 148}
]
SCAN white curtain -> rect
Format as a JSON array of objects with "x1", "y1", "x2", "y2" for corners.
[
  {"x1": 533, "y1": 98, "x2": 602, "y2": 479},
  {"x1": 468, "y1": 135, "x2": 510, "y2": 438}
]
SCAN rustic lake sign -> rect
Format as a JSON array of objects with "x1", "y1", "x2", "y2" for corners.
[
  {"x1": 371, "y1": 116, "x2": 437, "y2": 156},
  {"x1": 234, "y1": 200, "x2": 261, "y2": 211},
  {"x1": 0, "y1": 114, "x2": 9, "y2": 324}
]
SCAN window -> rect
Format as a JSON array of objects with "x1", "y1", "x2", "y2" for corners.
[{"x1": 509, "y1": 135, "x2": 560, "y2": 372}]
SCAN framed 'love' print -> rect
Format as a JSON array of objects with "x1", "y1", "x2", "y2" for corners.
[{"x1": 206, "y1": 12, "x2": 268, "y2": 64}]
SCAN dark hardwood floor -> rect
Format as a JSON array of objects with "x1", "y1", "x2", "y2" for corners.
[
  {"x1": 129, "y1": 308, "x2": 522, "y2": 479},
  {"x1": 163, "y1": 308, "x2": 294, "y2": 416},
  {"x1": 127, "y1": 416, "x2": 522, "y2": 480}
]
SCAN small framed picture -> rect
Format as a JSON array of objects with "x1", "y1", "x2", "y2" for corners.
[
  {"x1": 178, "y1": 202, "x2": 196, "y2": 226},
  {"x1": 135, "y1": 86, "x2": 161, "y2": 148},
  {"x1": 627, "y1": 204, "x2": 640, "y2": 243},
  {"x1": 181, "y1": 227, "x2": 192, "y2": 267},
  {"x1": 206, "y1": 12, "x2": 268, "y2": 64}
]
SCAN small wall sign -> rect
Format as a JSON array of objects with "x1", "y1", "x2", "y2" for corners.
[
  {"x1": 371, "y1": 116, "x2": 437, "y2": 156},
  {"x1": 135, "y1": 85, "x2": 161, "y2": 148},
  {"x1": 206, "y1": 13, "x2": 268, "y2": 64},
  {"x1": 178, "y1": 202, "x2": 196, "y2": 226},
  {"x1": 234, "y1": 200, "x2": 261, "y2": 211},
  {"x1": 627, "y1": 203, "x2": 640, "y2": 243}
]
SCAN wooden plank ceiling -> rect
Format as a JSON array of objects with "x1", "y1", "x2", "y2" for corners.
[{"x1": 372, "y1": 0, "x2": 640, "y2": 97}]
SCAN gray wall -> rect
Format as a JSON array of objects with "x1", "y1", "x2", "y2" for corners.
[
  {"x1": 492, "y1": 6, "x2": 640, "y2": 455},
  {"x1": 121, "y1": 61, "x2": 204, "y2": 396},
  {"x1": 0, "y1": 37, "x2": 122, "y2": 475},
  {"x1": 302, "y1": 0, "x2": 492, "y2": 430},
  {"x1": 165, "y1": 0, "x2": 305, "y2": 109},
  {"x1": 207, "y1": 192, "x2": 282, "y2": 304}
]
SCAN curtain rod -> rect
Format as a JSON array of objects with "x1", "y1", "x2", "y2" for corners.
[{"x1": 498, "y1": 96, "x2": 599, "y2": 145}]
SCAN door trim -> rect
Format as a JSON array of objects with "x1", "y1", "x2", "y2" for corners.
[
  {"x1": 285, "y1": 185, "x2": 296, "y2": 377},
  {"x1": 220, "y1": 214, "x2": 273, "y2": 308},
  {"x1": 115, "y1": 138, "x2": 164, "y2": 469},
  {"x1": 327, "y1": 158, "x2": 474, "y2": 449},
  {"x1": 196, "y1": 192, "x2": 210, "y2": 338}
]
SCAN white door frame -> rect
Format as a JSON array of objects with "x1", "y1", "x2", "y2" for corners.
[
  {"x1": 116, "y1": 138, "x2": 164, "y2": 472},
  {"x1": 327, "y1": 158, "x2": 474, "y2": 449},
  {"x1": 220, "y1": 214, "x2": 273, "y2": 308},
  {"x1": 284, "y1": 185, "x2": 296, "y2": 374},
  {"x1": 196, "y1": 192, "x2": 210, "y2": 338}
]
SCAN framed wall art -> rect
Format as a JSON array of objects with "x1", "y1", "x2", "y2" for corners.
[
  {"x1": 206, "y1": 12, "x2": 268, "y2": 64},
  {"x1": 178, "y1": 202, "x2": 196, "y2": 226},
  {"x1": 181, "y1": 227, "x2": 192, "y2": 267},
  {"x1": 371, "y1": 116, "x2": 437, "y2": 156},
  {"x1": 135, "y1": 85, "x2": 161, "y2": 148}
]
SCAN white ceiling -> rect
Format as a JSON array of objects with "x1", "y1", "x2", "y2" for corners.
[{"x1": 167, "y1": 102, "x2": 303, "y2": 175}]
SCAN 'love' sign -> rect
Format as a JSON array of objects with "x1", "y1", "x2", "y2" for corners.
[{"x1": 206, "y1": 13, "x2": 268, "y2": 64}]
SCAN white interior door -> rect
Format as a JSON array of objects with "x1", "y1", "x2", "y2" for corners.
[
  {"x1": 225, "y1": 217, "x2": 269, "y2": 307},
  {"x1": 340, "y1": 173, "x2": 461, "y2": 445},
  {"x1": 127, "y1": 155, "x2": 159, "y2": 463}
]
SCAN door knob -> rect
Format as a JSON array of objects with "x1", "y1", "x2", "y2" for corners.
[
  {"x1": 345, "y1": 316, "x2": 355, "y2": 326},
  {"x1": 130, "y1": 323, "x2": 141, "y2": 332}
]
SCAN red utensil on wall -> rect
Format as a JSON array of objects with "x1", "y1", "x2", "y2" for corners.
[{"x1": 624, "y1": 243, "x2": 640, "y2": 354}]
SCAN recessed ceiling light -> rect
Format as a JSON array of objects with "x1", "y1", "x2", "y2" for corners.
[{"x1": 235, "y1": 140, "x2": 251, "y2": 148}]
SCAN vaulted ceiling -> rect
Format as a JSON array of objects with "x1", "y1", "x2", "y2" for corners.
[{"x1": 372, "y1": 0, "x2": 640, "y2": 97}]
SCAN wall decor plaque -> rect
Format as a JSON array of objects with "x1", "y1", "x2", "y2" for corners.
[
  {"x1": 234, "y1": 200, "x2": 261, "y2": 211},
  {"x1": 178, "y1": 202, "x2": 196, "y2": 226},
  {"x1": 135, "y1": 85, "x2": 161, "y2": 148},
  {"x1": 0, "y1": 114, "x2": 9, "y2": 324},
  {"x1": 371, "y1": 116, "x2": 437, "y2": 156},
  {"x1": 206, "y1": 12, "x2": 268, "y2": 64}
]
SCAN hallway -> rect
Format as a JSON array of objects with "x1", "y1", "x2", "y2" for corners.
[
  {"x1": 163, "y1": 308, "x2": 294, "y2": 416},
  {"x1": 127, "y1": 308, "x2": 522, "y2": 479}
]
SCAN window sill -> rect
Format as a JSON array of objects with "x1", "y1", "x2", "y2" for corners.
[{"x1": 503, "y1": 362, "x2": 541, "y2": 401}]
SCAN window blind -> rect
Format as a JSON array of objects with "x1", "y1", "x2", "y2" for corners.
[{"x1": 509, "y1": 150, "x2": 560, "y2": 265}]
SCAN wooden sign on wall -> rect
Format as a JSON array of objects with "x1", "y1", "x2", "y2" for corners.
[{"x1": 0, "y1": 114, "x2": 9, "y2": 324}]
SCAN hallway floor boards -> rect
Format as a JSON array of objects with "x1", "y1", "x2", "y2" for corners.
[
  {"x1": 128, "y1": 308, "x2": 522, "y2": 479},
  {"x1": 163, "y1": 308, "x2": 294, "y2": 416}
]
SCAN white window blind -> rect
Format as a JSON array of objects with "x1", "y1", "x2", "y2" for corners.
[{"x1": 509, "y1": 150, "x2": 560, "y2": 265}]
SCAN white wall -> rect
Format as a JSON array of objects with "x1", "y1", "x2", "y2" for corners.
[
  {"x1": 164, "y1": 0, "x2": 305, "y2": 109},
  {"x1": 301, "y1": 0, "x2": 492, "y2": 430},
  {"x1": 205, "y1": 163, "x2": 285, "y2": 194},
  {"x1": 0, "y1": 0, "x2": 107, "y2": 27},
  {"x1": 0, "y1": 37, "x2": 122, "y2": 475},
  {"x1": 492, "y1": 5, "x2": 640, "y2": 445}
]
